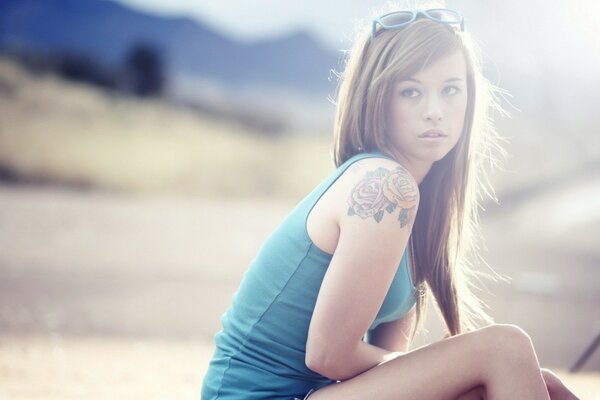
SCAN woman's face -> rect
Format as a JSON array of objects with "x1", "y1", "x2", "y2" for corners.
[{"x1": 385, "y1": 49, "x2": 468, "y2": 166}]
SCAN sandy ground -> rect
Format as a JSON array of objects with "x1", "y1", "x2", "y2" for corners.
[{"x1": 0, "y1": 179, "x2": 599, "y2": 399}]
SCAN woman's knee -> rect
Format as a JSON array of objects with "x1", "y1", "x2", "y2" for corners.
[
  {"x1": 482, "y1": 323, "x2": 534, "y2": 349},
  {"x1": 478, "y1": 323, "x2": 538, "y2": 366}
]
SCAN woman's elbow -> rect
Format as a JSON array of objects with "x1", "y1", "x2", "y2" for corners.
[
  {"x1": 305, "y1": 352, "x2": 342, "y2": 381},
  {"x1": 305, "y1": 341, "x2": 346, "y2": 380},
  {"x1": 305, "y1": 342, "x2": 327, "y2": 375},
  {"x1": 305, "y1": 351, "x2": 325, "y2": 376}
]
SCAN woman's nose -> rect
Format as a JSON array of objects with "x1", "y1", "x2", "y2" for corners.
[{"x1": 423, "y1": 96, "x2": 443, "y2": 121}]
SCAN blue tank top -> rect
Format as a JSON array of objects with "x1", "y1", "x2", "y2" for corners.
[{"x1": 201, "y1": 151, "x2": 417, "y2": 400}]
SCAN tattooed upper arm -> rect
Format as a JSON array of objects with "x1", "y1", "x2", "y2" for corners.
[
  {"x1": 346, "y1": 161, "x2": 419, "y2": 228},
  {"x1": 305, "y1": 160, "x2": 419, "y2": 370}
]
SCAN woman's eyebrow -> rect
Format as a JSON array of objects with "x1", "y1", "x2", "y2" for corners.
[{"x1": 400, "y1": 77, "x2": 464, "y2": 83}]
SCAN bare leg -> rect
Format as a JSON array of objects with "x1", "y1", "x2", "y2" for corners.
[
  {"x1": 541, "y1": 368, "x2": 580, "y2": 400},
  {"x1": 453, "y1": 363, "x2": 581, "y2": 399},
  {"x1": 308, "y1": 324, "x2": 550, "y2": 400}
]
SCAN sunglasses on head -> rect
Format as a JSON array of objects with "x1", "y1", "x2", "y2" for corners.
[{"x1": 371, "y1": 8, "x2": 465, "y2": 39}]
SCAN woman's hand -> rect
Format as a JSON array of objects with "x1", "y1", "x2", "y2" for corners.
[{"x1": 541, "y1": 368, "x2": 580, "y2": 400}]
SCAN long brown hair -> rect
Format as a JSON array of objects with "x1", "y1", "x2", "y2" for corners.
[{"x1": 332, "y1": 1, "x2": 510, "y2": 340}]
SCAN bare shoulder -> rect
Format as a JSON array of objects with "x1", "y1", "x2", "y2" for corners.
[{"x1": 340, "y1": 157, "x2": 420, "y2": 229}]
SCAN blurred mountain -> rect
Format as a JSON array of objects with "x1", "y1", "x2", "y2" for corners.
[
  {"x1": 0, "y1": 0, "x2": 339, "y2": 95},
  {"x1": 2, "y1": 0, "x2": 598, "y2": 132}
]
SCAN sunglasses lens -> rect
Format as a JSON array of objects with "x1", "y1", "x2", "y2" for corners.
[
  {"x1": 380, "y1": 11, "x2": 414, "y2": 27},
  {"x1": 424, "y1": 9, "x2": 462, "y2": 23},
  {"x1": 372, "y1": 8, "x2": 464, "y2": 39}
]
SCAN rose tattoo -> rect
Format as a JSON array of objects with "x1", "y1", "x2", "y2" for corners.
[{"x1": 347, "y1": 166, "x2": 417, "y2": 227}]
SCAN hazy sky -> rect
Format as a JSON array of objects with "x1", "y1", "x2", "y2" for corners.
[
  {"x1": 107, "y1": 1, "x2": 600, "y2": 124},
  {"x1": 112, "y1": 0, "x2": 599, "y2": 79},
  {"x1": 112, "y1": 0, "x2": 427, "y2": 49},
  {"x1": 112, "y1": 1, "x2": 599, "y2": 54}
]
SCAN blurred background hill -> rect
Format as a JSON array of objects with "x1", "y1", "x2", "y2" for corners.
[
  {"x1": 0, "y1": 0, "x2": 338, "y2": 133},
  {"x1": 1, "y1": 0, "x2": 599, "y2": 198},
  {"x1": 0, "y1": 0, "x2": 599, "y2": 398},
  {"x1": 1, "y1": 0, "x2": 599, "y2": 133}
]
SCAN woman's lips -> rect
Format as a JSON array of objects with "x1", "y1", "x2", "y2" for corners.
[
  {"x1": 418, "y1": 129, "x2": 448, "y2": 142},
  {"x1": 419, "y1": 129, "x2": 447, "y2": 137}
]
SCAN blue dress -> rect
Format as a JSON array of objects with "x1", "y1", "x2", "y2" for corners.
[{"x1": 201, "y1": 151, "x2": 417, "y2": 399}]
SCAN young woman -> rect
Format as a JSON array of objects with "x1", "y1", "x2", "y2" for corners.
[{"x1": 201, "y1": 3, "x2": 580, "y2": 400}]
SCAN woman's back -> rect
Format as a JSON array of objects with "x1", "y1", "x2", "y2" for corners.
[{"x1": 201, "y1": 151, "x2": 417, "y2": 399}]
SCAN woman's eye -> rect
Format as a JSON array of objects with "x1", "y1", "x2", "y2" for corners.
[
  {"x1": 443, "y1": 85, "x2": 461, "y2": 95},
  {"x1": 401, "y1": 88, "x2": 420, "y2": 98}
]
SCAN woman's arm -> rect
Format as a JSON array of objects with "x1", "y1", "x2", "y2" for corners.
[
  {"x1": 316, "y1": 339, "x2": 405, "y2": 381},
  {"x1": 305, "y1": 159, "x2": 419, "y2": 381},
  {"x1": 310, "y1": 307, "x2": 415, "y2": 382}
]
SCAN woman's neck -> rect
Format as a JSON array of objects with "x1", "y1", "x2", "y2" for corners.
[{"x1": 387, "y1": 149, "x2": 432, "y2": 185}]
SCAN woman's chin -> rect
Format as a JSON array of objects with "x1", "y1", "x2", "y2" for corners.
[{"x1": 420, "y1": 150, "x2": 452, "y2": 163}]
